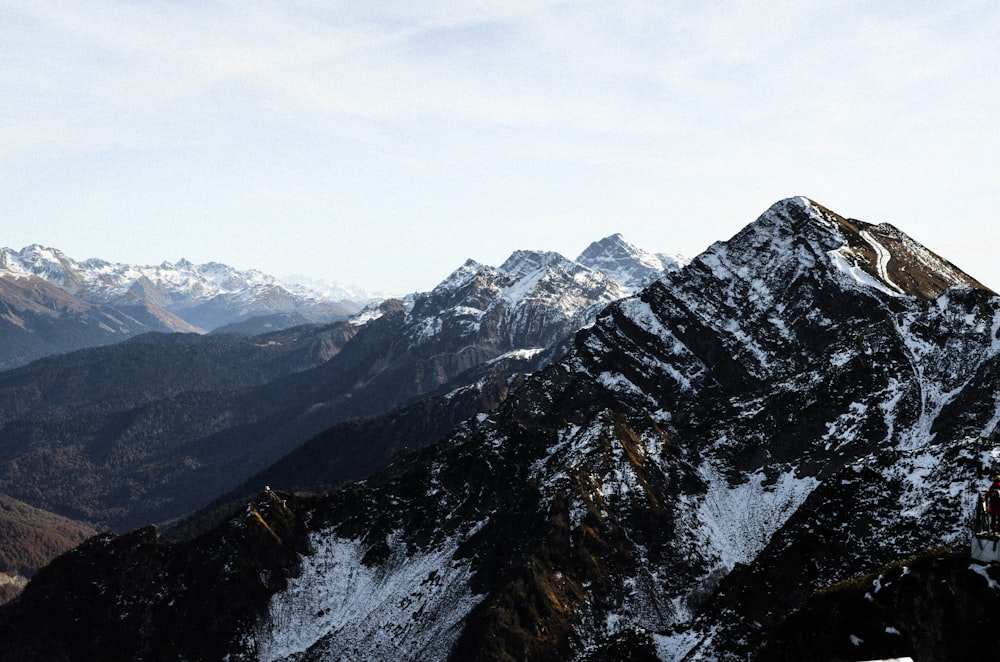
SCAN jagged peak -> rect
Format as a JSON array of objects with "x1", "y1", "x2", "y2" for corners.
[
  {"x1": 748, "y1": 196, "x2": 842, "y2": 234},
  {"x1": 498, "y1": 250, "x2": 571, "y2": 279},
  {"x1": 577, "y1": 234, "x2": 646, "y2": 263},
  {"x1": 578, "y1": 233, "x2": 685, "y2": 272},
  {"x1": 431, "y1": 259, "x2": 489, "y2": 294},
  {"x1": 577, "y1": 233, "x2": 680, "y2": 294},
  {"x1": 17, "y1": 243, "x2": 69, "y2": 257},
  {"x1": 578, "y1": 232, "x2": 629, "y2": 254},
  {"x1": 8, "y1": 244, "x2": 73, "y2": 267},
  {"x1": 0, "y1": 244, "x2": 77, "y2": 284},
  {"x1": 718, "y1": 197, "x2": 992, "y2": 301},
  {"x1": 427, "y1": 236, "x2": 680, "y2": 305}
]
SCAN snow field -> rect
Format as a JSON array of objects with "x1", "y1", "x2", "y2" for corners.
[
  {"x1": 254, "y1": 529, "x2": 482, "y2": 662},
  {"x1": 679, "y1": 459, "x2": 818, "y2": 576}
]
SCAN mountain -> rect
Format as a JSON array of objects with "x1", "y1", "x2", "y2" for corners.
[
  {"x1": 405, "y1": 247, "x2": 630, "y2": 357},
  {"x1": 281, "y1": 274, "x2": 396, "y2": 304},
  {"x1": 576, "y1": 233, "x2": 686, "y2": 294},
  {"x1": 2, "y1": 197, "x2": 997, "y2": 660},
  {"x1": 0, "y1": 245, "x2": 362, "y2": 369},
  {"x1": 0, "y1": 237, "x2": 669, "y2": 536},
  {"x1": 0, "y1": 494, "x2": 95, "y2": 604},
  {"x1": 0, "y1": 270, "x2": 200, "y2": 371}
]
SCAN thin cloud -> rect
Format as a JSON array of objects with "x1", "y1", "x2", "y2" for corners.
[{"x1": 1, "y1": 1, "x2": 999, "y2": 291}]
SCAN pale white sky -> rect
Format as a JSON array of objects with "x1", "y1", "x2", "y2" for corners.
[{"x1": 2, "y1": 1, "x2": 998, "y2": 293}]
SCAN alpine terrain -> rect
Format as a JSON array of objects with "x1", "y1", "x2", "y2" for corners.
[
  {"x1": 0, "y1": 246, "x2": 364, "y2": 369},
  {"x1": 2, "y1": 198, "x2": 999, "y2": 661},
  {"x1": 0, "y1": 235, "x2": 676, "y2": 598}
]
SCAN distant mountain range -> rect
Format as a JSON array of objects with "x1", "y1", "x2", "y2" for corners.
[
  {"x1": 0, "y1": 240, "x2": 682, "y2": 372},
  {"x1": 280, "y1": 273, "x2": 398, "y2": 304},
  {"x1": 2, "y1": 198, "x2": 996, "y2": 660},
  {"x1": 0, "y1": 245, "x2": 364, "y2": 369}
]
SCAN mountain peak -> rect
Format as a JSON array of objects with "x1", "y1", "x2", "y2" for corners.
[
  {"x1": 498, "y1": 250, "x2": 569, "y2": 279},
  {"x1": 0, "y1": 245, "x2": 77, "y2": 287},
  {"x1": 431, "y1": 259, "x2": 488, "y2": 295},
  {"x1": 727, "y1": 197, "x2": 992, "y2": 300},
  {"x1": 577, "y1": 233, "x2": 683, "y2": 293},
  {"x1": 577, "y1": 234, "x2": 635, "y2": 262}
]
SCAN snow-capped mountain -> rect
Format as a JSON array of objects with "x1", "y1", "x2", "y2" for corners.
[
  {"x1": 576, "y1": 232, "x2": 686, "y2": 294},
  {"x1": 0, "y1": 237, "x2": 671, "y2": 370},
  {"x1": 0, "y1": 245, "x2": 361, "y2": 331},
  {"x1": 281, "y1": 273, "x2": 397, "y2": 304},
  {"x1": 404, "y1": 248, "x2": 631, "y2": 354},
  {"x1": 4, "y1": 198, "x2": 997, "y2": 660},
  {"x1": 0, "y1": 245, "x2": 364, "y2": 368},
  {"x1": 333, "y1": 239, "x2": 674, "y2": 403}
]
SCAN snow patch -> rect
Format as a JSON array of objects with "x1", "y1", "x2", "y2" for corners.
[
  {"x1": 970, "y1": 562, "x2": 1000, "y2": 590},
  {"x1": 349, "y1": 306, "x2": 386, "y2": 326},
  {"x1": 828, "y1": 250, "x2": 902, "y2": 298},
  {"x1": 255, "y1": 529, "x2": 482, "y2": 662},
  {"x1": 488, "y1": 347, "x2": 545, "y2": 364},
  {"x1": 653, "y1": 627, "x2": 705, "y2": 661},
  {"x1": 680, "y1": 461, "x2": 819, "y2": 571},
  {"x1": 859, "y1": 229, "x2": 905, "y2": 294}
]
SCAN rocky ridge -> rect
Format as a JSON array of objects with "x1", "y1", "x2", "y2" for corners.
[
  {"x1": 0, "y1": 235, "x2": 673, "y2": 577},
  {"x1": 3, "y1": 199, "x2": 996, "y2": 660}
]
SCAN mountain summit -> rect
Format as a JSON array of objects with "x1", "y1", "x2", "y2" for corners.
[
  {"x1": 2, "y1": 198, "x2": 998, "y2": 661},
  {"x1": 577, "y1": 233, "x2": 685, "y2": 294},
  {"x1": 730, "y1": 196, "x2": 989, "y2": 299}
]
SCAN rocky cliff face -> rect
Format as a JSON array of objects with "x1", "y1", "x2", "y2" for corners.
[{"x1": 1, "y1": 198, "x2": 997, "y2": 661}]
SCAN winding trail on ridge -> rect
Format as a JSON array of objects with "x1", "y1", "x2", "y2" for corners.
[{"x1": 860, "y1": 229, "x2": 903, "y2": 294}]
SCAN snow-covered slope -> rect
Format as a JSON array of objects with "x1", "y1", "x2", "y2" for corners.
[
  {"x1": 3, "y1": 198, "x2": 996, "y2": 661},
  {"x1": 252, "y1": 198, "x2": 1000, "y2": 660}
]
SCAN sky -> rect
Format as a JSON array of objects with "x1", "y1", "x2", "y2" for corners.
[{"x1": 2, "y1": 1, "x2": 999, "y2": 295}]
